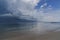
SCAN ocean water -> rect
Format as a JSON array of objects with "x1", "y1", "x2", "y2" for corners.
[
  {"x1": 0, "y1": 17, "x2": 60, "y2": 40},
  {"x1": 0, "y1": 16, "x2": 59, "y2": 34},
  {"x1": 0, "y1": 16, "x2": 36, "y2": 33},
  {"x1": 0, "y1": 22, "x2": 36, "y2": 32},
  {"x1": 1, "y1": 22, "x2": 60, "y2": 33}
]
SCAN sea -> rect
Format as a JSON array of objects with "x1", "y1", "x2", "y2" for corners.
[
  {"x1": 0, "y1": 16, "x2": 60, "y2": 40},
  {"x1": 0, "y1": 16, "x2": 60, "y2": 33}
]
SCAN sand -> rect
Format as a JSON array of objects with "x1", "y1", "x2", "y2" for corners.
[{"x1": 0, "y1": 31, "x2": 60, "y2": 40}]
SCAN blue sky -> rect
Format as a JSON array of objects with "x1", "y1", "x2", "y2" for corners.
[
  {"x1": 36, "y1": 0, "x2": 60, "y2": 9},
  {"x1": 47, "y1": 0, "x2": 60, "y2": 9}
]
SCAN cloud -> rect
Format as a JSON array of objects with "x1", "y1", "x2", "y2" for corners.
[
  {"x1": 0, "y1": 0, "x2": 60, "y2": 22},
  {"x1": 6, "y1": 0, "x2": 40, "y2": 18},
  {"x1": 40, "y1": 3, "x2": 47, "y2": 8},
  {"x1": 0, "y1": 13, "x2": 12, "y2": 16},
  {"x1": 39, "y1": 10, "x2": 60, "y2": 22},
  {"x1": 22, "y1": 0, "x2": 40, "y2": 6}
]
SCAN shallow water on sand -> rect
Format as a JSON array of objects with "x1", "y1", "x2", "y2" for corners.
[{"x1": 0, "y1": 22, "x2": 60, "y2": 40}]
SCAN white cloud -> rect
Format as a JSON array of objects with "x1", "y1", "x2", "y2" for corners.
[
  {"x1": 6, "y1": 0, "x2": 40, "y2": 18},
  {"x1": 40, "y1": 3, "x2": 47, "y2": 8},
  {"x1": 22, "y1": 0, "x2": 40, "y2": 6}
]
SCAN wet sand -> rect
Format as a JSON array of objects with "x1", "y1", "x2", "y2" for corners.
[{"x1": 1, "y1": 31, "x2": 60, "y2": 40}]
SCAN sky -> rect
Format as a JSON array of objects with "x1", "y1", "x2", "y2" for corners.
[
  {"x1": 36, "y1": 0, "x2": 60, "y2": 9},
  {"x1": 0, "y1": 0, "x2": 60, "y2": 22}
]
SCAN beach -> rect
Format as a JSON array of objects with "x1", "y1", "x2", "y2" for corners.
[{"x1": 1, "y1": 31, "x2": 60, "y2": 40}]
